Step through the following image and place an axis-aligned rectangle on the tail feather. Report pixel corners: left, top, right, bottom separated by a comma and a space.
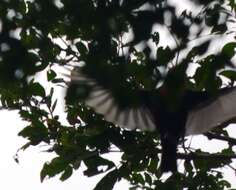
160, 136, 178, 173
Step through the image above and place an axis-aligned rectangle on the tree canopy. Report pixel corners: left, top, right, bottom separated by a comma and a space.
1, 0, 236, 189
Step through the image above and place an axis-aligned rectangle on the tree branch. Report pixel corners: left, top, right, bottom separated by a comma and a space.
205, 132, 236, 145
177, 152, 236, 160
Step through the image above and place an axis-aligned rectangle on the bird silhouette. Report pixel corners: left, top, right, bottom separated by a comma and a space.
67, 63, 236, 173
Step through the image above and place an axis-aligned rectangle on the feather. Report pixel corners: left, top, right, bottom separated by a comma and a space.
186, 87, 236, 135
70, 68, 156, 130
68, 66, 236, 173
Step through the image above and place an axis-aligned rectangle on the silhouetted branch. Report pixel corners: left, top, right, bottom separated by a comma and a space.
177, 152, 236, 160
205, 132, 236, 145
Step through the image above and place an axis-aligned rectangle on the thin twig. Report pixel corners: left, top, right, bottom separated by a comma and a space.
227, 164, 236, 171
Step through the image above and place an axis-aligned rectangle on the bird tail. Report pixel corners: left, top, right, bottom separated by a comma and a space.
160, 137, 177, 173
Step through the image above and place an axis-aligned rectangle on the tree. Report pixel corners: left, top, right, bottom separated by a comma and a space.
1, 0, 236, 189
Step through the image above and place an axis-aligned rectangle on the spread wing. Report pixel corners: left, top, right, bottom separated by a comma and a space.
69, 68, 156, 131
186, 87, 236, 135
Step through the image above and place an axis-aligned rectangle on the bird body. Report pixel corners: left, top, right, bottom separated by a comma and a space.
142, 87, 209, 172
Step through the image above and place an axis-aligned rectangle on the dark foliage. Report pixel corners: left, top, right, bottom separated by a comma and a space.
1, 0, 236, 189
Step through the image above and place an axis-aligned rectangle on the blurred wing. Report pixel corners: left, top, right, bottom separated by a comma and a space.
186, 87, 236, 135
70, 70, 156, 131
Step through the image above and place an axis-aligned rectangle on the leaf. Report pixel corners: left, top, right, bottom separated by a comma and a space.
18, 122, 48, 144
222, 42, 236, 59
40, 157, 68, 182
51, 99, 57, 112
47, 69, 57, 81
51, 78, 65, 84
29, 82, 46, 97
19, 110, 32, 120
194, 56, 222, 92
148, 158, 159, 173
20, 142, 32, 151
93, 169, 119, 190
156, 46, 174, 65
132, 173, 145, 185
211, 24, 227, 34
72, 159, 81, 170
83, 156, 115, 177
219, 70, 236, 81
144, 173, 152, 185
151, 32, 160, 45
84, 167, 102, 177
184, 160, 193, 174
189, 40, 210, 57
60, 166, 73, 181
75, 42, 88, 55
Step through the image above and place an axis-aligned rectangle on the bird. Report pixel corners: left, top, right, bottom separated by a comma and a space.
67, 63, 236, 173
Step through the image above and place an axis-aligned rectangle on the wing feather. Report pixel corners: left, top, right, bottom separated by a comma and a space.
186, 87, 236, 135
70, 69, 156, 130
